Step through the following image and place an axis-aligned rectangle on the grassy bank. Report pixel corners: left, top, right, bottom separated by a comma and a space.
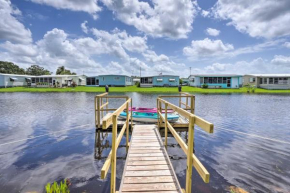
1, 86, 290, 94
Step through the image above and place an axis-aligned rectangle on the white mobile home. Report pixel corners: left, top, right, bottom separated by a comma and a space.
0, 73, 86, 88
244, 74, 290, 90
189, 74, 243, 88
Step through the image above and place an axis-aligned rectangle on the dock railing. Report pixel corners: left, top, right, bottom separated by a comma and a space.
99, 96, 132, 193
157, 97, 214, 193
95, 92, 132, 129
159, 92, 195, 113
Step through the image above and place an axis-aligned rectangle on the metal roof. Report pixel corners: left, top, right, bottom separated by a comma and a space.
245, 74, 290, 77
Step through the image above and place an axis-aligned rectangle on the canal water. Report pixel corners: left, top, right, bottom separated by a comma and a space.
0, 92, 289, 193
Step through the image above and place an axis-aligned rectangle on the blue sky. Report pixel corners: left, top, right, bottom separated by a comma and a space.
0, 0, 290, 77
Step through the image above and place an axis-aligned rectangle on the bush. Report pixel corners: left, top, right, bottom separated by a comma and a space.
136, 82, 140, 87
202, 84, 208, 88
45, 179, 70, 193
71, 81, 77, 87
244, 83, 256, 93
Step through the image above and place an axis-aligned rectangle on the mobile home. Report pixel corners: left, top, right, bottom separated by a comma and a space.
0, 73, 86, 88
189, 74, 243, 88
86, 75, 133, 87
140, 75, 179, 87
244, 74, 290, 90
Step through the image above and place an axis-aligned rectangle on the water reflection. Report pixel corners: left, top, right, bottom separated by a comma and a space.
0, 92, 290, 192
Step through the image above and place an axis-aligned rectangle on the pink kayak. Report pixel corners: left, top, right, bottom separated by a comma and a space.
128, 107, 174, 113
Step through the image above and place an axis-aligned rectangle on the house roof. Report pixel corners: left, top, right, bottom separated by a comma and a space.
245, 74, 290, 77
189, 74, 242, 77
0, 73, 86, 78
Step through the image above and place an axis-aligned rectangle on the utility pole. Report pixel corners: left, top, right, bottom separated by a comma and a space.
140, 67, 141, 78
189, 67, 191, 76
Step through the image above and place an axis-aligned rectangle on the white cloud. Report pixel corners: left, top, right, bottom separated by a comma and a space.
201, 10, 209, 17
101, 0, 197, 39
183, 38, 234, 59
283, 42, 290, 49
212, 0, 290, 39
0, 41, 37, 57
30, 0, 101, 19
204, 56, 290, 74
271, 55, 290, 66
206, 28, 220, 36
0, 0, 32, 44
81, 21, 88, 34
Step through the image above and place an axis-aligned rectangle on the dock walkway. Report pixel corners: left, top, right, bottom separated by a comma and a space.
119, 125, 183, 193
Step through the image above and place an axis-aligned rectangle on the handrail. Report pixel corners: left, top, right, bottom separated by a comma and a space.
157, 97, 214, 193
100, 96, 132, 193
95, 92, 130, 128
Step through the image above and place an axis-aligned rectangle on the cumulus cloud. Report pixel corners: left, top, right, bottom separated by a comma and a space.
81, 21, 88, 34
0, 0, 32, 44
201, 10, 210, 17
183, 38, 234, 59
271, 55, 290, 66
30, 0, 101, 19
283, 42, 290, 49
212, 0, 290, 39
101, 0, 197, 39
204, 56, 290, 74
206, 28, 220, 36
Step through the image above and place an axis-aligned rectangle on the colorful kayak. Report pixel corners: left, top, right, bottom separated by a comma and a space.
128, 107, 174, 113
119, 112, 179, 123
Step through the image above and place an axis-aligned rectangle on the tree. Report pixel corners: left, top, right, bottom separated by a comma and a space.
26, 65, 51, 76
0, 61, 26, 74
56, 66, 76, 75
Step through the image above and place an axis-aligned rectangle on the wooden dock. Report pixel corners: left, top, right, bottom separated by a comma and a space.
119, 125, 183, 193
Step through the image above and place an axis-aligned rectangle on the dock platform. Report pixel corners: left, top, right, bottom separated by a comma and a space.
119, 125, 183, 193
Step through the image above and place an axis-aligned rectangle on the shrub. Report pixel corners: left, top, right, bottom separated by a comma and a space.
202, 84, 208, 88
136, 82, 140, 87
244, 83, 256, 93
71, 81, 77, 87
45, 179, 70, 193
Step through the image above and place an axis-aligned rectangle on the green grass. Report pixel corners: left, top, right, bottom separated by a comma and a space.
0, 85, 290, 94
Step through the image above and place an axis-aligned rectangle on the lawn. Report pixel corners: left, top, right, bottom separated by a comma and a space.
1, 86, 290, 94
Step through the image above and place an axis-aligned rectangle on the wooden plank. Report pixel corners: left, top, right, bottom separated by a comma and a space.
122, 191, 179, 193
129, 149, 163, 153
126, 165, 170, 171
125, 170, 173, 177
129, 153, 164, 157
123, 176, 176, 184
122, 183, 178, 192
127, 160, 168, 166
128, 157, 166, 161
130, 146, 163, 150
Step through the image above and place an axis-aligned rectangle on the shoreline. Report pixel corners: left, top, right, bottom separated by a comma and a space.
0, 86, 290, 94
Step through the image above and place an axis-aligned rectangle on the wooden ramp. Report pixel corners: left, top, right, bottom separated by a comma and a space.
119, 125, 183, 193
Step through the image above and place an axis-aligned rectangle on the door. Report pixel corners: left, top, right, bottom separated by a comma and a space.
227, 78, 231, 88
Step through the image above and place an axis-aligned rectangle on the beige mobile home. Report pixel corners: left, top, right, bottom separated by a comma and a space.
243, 74, 290, 89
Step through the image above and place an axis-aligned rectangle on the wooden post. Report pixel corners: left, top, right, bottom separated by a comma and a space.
126, 102, 129, 152
130, 99, 133, 130
165, 103, 168, 148
95, 96, 97, 127
101, 97, 104, 119
158, 101, 162, 129
185, 116, 194, 193
111, 115, 117, 193
190, 95, 195, 114
186, 95, 188, 110
97, 96, 101, 128
106, 96, 108, 117
179, 93, 181, 107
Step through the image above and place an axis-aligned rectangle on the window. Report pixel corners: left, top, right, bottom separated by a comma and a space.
141, 77, 153, 84
86, 77, 96, 85
213, 77, 217, 83
263, 78, 267, 84
114, 77, 120, 80
260, 78, 263, 84
278, 77, 288, 84
250, 77, 256, 83
103, 77, 105, 81
204, 77, 208, 84
274, 78, 278, 84
169, 79, 175, 82
269, 78, 273, 84
32, 78, 36, 83
209, 77, 213, 83
44, 77, 48, 83
40, 78, 43, 82
92, 78, 96, 85
157, 79, 163, 82
199, 78, 202, 84
36, 78, 39, 83
218, 77, 222, 83
223, 77, 227, 83
49, 78, 52, 83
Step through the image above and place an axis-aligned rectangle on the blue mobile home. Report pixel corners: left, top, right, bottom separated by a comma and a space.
188, 74, 243, 88
140, 75, 179, 87
86, 75, 133, 87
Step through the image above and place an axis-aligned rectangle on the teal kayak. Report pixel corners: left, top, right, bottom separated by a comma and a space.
119, 112, 179, 123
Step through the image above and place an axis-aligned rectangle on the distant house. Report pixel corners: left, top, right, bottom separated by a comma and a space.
0, 73, 86, 88
188, 74, 243, 88
140, 75, 179, 87
181, 78, 189, 85
244, 74, 290, 90
86, 75, 133, 87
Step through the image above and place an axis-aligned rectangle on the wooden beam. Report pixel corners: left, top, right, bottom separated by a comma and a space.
101, 123, 127, 179
194, 116, 214, 133
100, 102, 109, 109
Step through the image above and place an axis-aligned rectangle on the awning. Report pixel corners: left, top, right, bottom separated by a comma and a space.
79, 78, 85, 81
65, 79, 73, 81
25, 78, 31, 81
10, 77, 17, 81
157, 79, 163, 81
169, 79, 175, 81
